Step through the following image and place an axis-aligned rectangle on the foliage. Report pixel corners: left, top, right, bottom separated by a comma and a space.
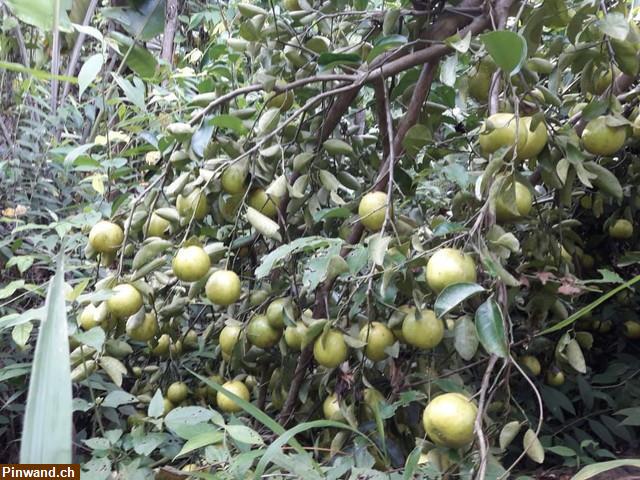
1, 0, 640, 478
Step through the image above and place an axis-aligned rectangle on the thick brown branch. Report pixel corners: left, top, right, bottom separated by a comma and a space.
374, 79, 391, 160
161, 0, 179, 64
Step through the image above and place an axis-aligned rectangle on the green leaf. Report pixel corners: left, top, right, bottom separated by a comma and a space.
175, 430, 224, 459
226, 425, 264, 445
109, 31, 157, 78
253, 419, 379, 479
480, 30, 528, 75
475, 298, 508, 358
317, 53, 361, 69
73, 327, 105, 351
583, 269, 624, 284
7, 255, 35, 274
78, 54, 104, 99
0, 280, 27, 300
499, 421, 521, 450
538, 274, 640, 335
148, 389, 164, 418
112, 73, 146, 111
20, 256, 72, 463
402, 124, 431, 157
255, 237, 342, 278
523, 429, 545, 464
102, 390, 137, 408
4, 0, 72, 31
165, 407, 215, 436
403, 447, 422, 480
596, 12, 629, 40
454, 316, 480, 361
210, 115, 248, 135
434, 282, 485, 318
572, 460, 640, 480
367, 35, 407, 63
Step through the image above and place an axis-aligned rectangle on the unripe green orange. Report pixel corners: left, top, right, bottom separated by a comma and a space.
219, 324, 242, 355
608, 219, 634, 239
167, 381, 189, 404
322, 393, 344, 421
359, 322, 395, 361
246, 314, 282, 349
248, 188, 279, 218
495, 181, 533, 222
581, 116, 627, 156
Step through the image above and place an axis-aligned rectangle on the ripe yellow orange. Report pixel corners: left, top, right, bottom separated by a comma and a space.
167, 381, 189, 404
581, 116, 627, 156
206, 270, 241, 305
313, 329, 348, 368
127, 312, 158, 342
358, 191, 388, 231
219, 324, 242, 355
495, 181, 533, 222
359, 322, 395, 361
107, 284, 143, 319
479, 113, 527, 157
267, 297, 297, 329
172, 245, 211, 282
322, 393, 345, 421
422, 393, 477, 448
425, 248, 477, 293
146, 212, 170, 238
401, 308, 444, 350
518, 117, 548, 159
217, 380, 250, 413
89, 221, 124, 253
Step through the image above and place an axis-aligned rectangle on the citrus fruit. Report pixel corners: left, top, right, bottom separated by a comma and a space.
313, 329, 348, 368
425, 248, 477, 293
581, 116, 626, 156
246, 314, 282, 349
107, 284, 143, 319
323, 393, 345, 421
219, 324, 242, 355
167, 381, 189, 403
495, 181, 533, 222
206, 270, 241, 305
358, 191, 388, 231
89, 220, 124, 253
217, 380, 250, 413
248, 188, 279, 218
401, 308, 444, 350
172, 245, 211, 282
609, 219, 633, 239
359, 322, 395, 361
127, 312, 158, 342
422, 393, 477, 448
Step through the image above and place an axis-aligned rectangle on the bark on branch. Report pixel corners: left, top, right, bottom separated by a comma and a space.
161, 0, 179, 65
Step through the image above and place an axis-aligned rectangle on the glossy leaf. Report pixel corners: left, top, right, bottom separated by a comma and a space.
475, 298, 508, 358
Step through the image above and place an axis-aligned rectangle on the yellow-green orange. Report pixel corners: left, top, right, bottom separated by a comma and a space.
176, 189, 208, 221
518, 117, 548, 159
359, 322, 395, 361
581, 116, 626, 156
89, 221, 124, 253
401, 308, 444, 350
546, 369, 565, 386
609, 219, 633, 239
79, 304, 99, 330
172, 245, 211, 282
495, 181, 533, 222
248, 188, 279, 218
246, 314, 282, 349
479, 113, 527, 156
219, 324, 242, 355
426, 248, 477, 293
217, 380, 250, 413
107, 284, 143, 319
358, 191, 388, 231
167, 381, 189, 403
146, 212, 170, 238
323, 394, 344, 421
624, 320, 640, 339
520, 355, 541, 376
221, 164, 248, 194
127, 312, 158, 342
284, 321, 308, 351
267, 297, 297, 329
314, 329, 348, 368
206, 270, 241, 305
422, 393, 477, 448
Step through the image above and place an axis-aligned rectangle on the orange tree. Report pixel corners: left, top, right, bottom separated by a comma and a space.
1, 0, 640, 477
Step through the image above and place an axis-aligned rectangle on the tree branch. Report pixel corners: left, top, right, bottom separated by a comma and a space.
161, 0, 179, 65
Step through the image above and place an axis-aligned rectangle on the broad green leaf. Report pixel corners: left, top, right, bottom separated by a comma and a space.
148, 389, 164, 418
102, 390, 137, 408
12, 321, 33, 348
572, 459, 640, 480
109, 31, 157, 78
78, 53, 104, 99
523, 429, 545, 464
210, 115, 248, 135
499, 421, 521, 450
175, 430, 224, 459
475, 298, 508, 358
112, 73, 146, 111
596, 12, 629, 40
73, 327, 105, 351
20, 256, 72, 463
4, 0, 72, 31
367, 35, 407, 63
434, 282, 485, 318
454, 316, 480, 361
255, 237, 342, 278
480, 30, 528, 75
226, 425, 264, 445
318, 53, 361, 69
